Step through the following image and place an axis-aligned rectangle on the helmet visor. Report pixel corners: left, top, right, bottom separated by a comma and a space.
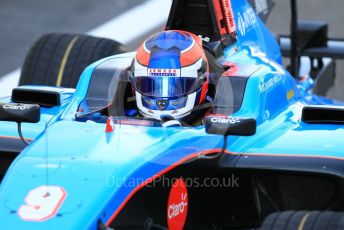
133, 76, 203, 98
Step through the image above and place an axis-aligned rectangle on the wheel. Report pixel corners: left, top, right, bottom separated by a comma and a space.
19, 33, 127, 88
259, 211, 344, 230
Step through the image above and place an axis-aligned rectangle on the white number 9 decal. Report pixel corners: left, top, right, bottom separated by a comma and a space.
18, 186, 67, 222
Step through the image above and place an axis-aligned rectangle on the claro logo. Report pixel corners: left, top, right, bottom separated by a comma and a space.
210, 117, 241, 124
3, 104, 32, 110
168, 193, 187, 219
167, 179, 188, 230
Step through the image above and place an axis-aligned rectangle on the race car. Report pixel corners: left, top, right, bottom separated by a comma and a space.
0, 0, 344, 229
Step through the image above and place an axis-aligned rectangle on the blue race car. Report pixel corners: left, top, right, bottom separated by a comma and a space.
0, 0, 343, 229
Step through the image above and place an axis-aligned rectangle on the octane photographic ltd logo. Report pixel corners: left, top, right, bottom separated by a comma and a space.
105, 175, 240, 189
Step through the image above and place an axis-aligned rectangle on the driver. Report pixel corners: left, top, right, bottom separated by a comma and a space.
131, 30, 210, 122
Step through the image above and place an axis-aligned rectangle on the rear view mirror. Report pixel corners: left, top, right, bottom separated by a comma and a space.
205, 116, 256, 136
0, 103, 40, 123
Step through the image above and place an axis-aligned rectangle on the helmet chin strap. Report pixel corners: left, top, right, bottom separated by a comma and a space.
160, 114, 182, 127
160, 114, 176, 122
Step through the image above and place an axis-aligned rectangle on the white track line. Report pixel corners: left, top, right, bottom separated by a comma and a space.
0, 0, 171, 97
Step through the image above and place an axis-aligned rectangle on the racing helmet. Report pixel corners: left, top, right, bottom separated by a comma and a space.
132, 30, 209, 120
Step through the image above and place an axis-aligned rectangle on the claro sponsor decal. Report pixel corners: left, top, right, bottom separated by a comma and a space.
167, 179, 188, 230
210, 117, 241, 124
3, 104, 33, 110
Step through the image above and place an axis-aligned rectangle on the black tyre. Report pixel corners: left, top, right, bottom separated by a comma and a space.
259, 211, 344, 230
20, 33, 127, 88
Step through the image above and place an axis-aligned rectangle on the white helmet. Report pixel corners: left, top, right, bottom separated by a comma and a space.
132, 30, 209, 120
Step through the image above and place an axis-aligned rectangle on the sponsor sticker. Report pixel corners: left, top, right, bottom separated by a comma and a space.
287, 89, 295, 100
149, 68, 178, 76
210, 117, 241, 124
3, 104, 33, 110
259, 75, 282, 93
167, 179, 188, 230
238, 7, 258, 36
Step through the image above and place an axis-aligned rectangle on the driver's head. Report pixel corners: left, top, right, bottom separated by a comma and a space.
132, 30, 209, 120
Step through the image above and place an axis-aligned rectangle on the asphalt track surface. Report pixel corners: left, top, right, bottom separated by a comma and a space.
0, 0, 145, 77
0, 0, 344, 100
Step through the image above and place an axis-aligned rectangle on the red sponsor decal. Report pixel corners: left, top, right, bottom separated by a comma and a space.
105, 116, 115, 133
167, 179, 188, 230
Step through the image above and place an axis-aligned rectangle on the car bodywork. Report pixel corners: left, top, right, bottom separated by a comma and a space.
0, 0, 343, 229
